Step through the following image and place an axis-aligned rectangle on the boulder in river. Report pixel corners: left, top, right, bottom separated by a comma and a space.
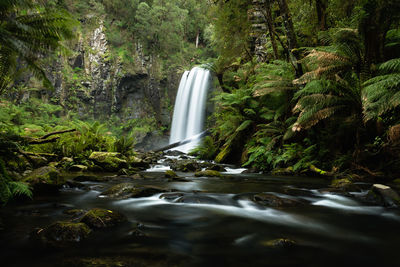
100, 183, 169, 199
89, 152, 128, 171
23, 166, 64, 193
367, 184, 400, 207
80, 208, 126, 229
170, 159, 201, 172
206, 164, 227, 172
32, 221, 91, 248
165, 170, 178, 179
252, 193, 305, 208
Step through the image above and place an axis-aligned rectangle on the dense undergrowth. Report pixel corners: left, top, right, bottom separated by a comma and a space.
191, 0, 400, 179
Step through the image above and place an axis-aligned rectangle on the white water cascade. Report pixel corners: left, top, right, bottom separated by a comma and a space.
169, 67, 212, 152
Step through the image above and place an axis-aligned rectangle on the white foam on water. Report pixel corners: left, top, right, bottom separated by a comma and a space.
223, 168, 247, 174
146, 165, 171, 172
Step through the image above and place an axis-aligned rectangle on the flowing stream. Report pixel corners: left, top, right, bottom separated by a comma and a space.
1, 156, 400, 267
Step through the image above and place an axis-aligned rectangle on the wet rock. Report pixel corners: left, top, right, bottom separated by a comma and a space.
23, 166, 64, 193
367, 184, 400, 207
170, 159, 202, 172
330, 178, 360, 192
165, 170, 178, 179
159, 192, 185, 201
206, 164, 227, 172
165, 150, 185, 157
261, 238, 297, 249
252, 193, 305, 207
80, 208, 126, 229
100, 183, 168, 199
69, 165, 88, 172
127, 156, 151, 169
88, 164, 104, 172
32, 221, 91, 247
30, 155, 48, 167
195, 170, 222, 177
89, 152, 128, 172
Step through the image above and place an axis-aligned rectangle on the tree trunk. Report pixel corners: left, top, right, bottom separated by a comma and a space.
265, 1, 279, 59
316, 0, 328, 31
277, 0, 303, 77
277, 0, 298, 50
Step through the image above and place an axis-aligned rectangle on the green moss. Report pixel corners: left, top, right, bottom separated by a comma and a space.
331, 178, 352, 188
165, 170, 178, 178
23, 166, 63, 186
80, 208, 126, 229
37, 221, 91, 247
215, 145, 231, 164
195, 170, 222, 177
89, 152, 127, 171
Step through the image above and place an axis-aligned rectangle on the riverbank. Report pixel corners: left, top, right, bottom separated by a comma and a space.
1, 152, 399, 267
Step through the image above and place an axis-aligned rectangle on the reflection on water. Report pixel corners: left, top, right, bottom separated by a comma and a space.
1, 167, 400, 267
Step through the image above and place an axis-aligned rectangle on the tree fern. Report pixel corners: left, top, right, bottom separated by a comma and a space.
0, 0, 77, 93
363, 58, 400, 120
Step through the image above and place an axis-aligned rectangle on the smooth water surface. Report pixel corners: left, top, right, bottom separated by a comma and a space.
1, 168, 399, 267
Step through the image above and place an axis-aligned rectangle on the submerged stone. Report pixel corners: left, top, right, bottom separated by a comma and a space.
100, 183, 168, 199
252, 193, 305, 207
80, 208, 126, 229
206, 164, 227, 172
32, 221, 91, 247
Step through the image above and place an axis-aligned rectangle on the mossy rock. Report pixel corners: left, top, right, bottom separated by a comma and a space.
261, 238, 297, 249
206, 164, 227, 172
367, 184, 400, 207
33, 221, 91, 247
271, 167, 294, 176
80, 208, 126, 229
100, 183, 168, 199
89, 152, 128, 172
330, 178, 360, 192
215, 145, 231, 164
23, 166, 64, 193
127, 156, 150, 169
194, 170, 222, 177
165, 170, 178, 178
170, 160, 202, 172
69, 165, 88, 172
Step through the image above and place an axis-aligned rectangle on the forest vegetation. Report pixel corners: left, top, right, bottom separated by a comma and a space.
1, 0, 400, 204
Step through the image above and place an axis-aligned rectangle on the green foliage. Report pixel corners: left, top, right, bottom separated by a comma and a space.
363, 58, 400, 121
0, 159, 32, 205
0, 0, 77, 93
189, 136, 218, 160
114, 134, 136, 156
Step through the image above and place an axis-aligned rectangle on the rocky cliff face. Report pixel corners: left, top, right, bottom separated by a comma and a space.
29, 20, 180, 140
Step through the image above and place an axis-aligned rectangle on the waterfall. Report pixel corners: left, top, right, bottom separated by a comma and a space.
169, 67, 212, 152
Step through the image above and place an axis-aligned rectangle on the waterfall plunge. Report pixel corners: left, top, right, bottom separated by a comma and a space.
169, 67, 212, 153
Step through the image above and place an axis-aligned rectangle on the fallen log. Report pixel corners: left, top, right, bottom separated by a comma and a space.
153, 130, 209, 152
